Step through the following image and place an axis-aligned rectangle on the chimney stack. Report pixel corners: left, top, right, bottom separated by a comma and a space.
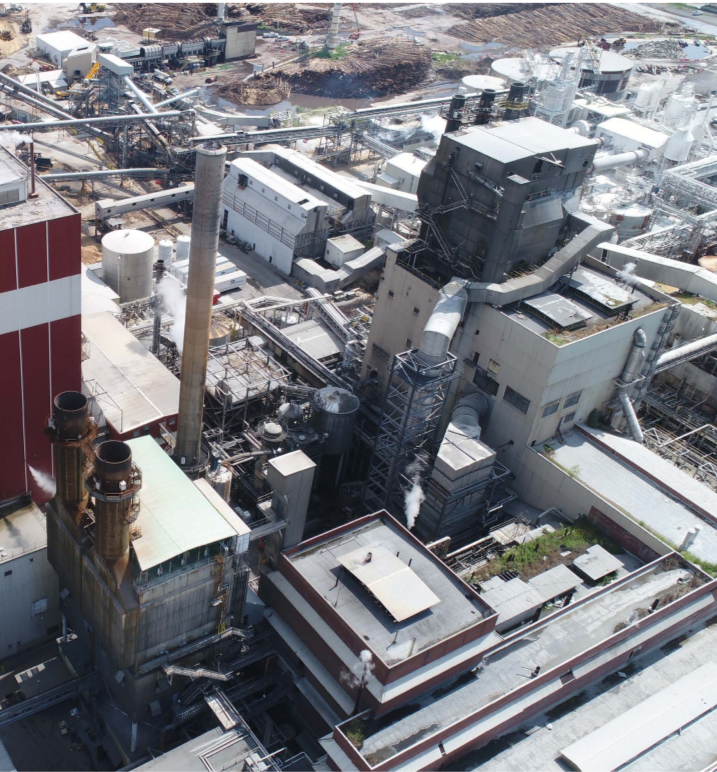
46, 391, 95, 511
89, 441, 141, 563
175, 142, 227, 471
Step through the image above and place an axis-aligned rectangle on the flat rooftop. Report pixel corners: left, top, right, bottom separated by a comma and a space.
286, 516, 492, 667
0, 498, 47, 565
503, 265, 660, 343
542, 427, 717, 564
355, 558, 700, 766
454, 117, 596, 163
128, 437, 239, 572
82, 311, 180, 433
283, 318, 344, 361
465, 614, 717, 772
0, 147, 76, 231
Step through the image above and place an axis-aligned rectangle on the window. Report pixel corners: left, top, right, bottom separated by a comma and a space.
559, 670, 575, 685
413, 307, 420, 316
472, 352, 479, 365
474, 162, 484, 173
406, 339, 412, 349
237, 173, 248, 188
4, 570, 11, 577
533, 159, 543, 175
564, 391, 581, 409
562, 411, 576, 424
488, 359, 500, 375
388, 290, 394, 298
32, 598, 48, 617
473, 369, 499, 396
504, 386, 530, 415
542, 401, 560, 418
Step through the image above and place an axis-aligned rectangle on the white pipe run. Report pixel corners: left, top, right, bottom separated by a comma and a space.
655, 332, 717, 370
590, 149, 648, 173
618, 327, 646, 444
123, 75, 158, 114
417, 280, 468, 366
154, 89, 200, 109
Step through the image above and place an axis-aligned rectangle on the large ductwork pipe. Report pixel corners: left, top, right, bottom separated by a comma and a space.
175, 141, 227, 470
46, 391, 95, 510
450, 392, 491, 439
123, 75, 158, 114
154, 90, 200, 109
655, 332, 717, 371
417, 280, 468, 366
590, 149, 648, 173
89, 441, 141, 563
618, 327, 646, 444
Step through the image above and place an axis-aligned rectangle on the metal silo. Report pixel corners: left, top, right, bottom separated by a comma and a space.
310, 387, 359, 456
102, 229, 155, 303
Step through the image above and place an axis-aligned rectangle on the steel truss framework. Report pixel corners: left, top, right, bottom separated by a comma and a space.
363, 348, 461, 518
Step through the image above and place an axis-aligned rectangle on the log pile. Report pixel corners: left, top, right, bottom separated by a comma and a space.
217, 76, 291, 106
447, 4, 661, 48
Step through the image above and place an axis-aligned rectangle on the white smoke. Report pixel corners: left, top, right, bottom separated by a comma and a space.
28, 465, 56, 497
404, 460, 425, 531
420, 113, 446, 142
340, 650, 375, 688
617, 261, 638, 286
157, 274, 187, 354
0, 131, 28, 151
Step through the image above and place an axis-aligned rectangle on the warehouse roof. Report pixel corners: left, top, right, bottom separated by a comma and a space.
572, 544, 623, 582
17, 70, 68, 90
82, 311, 180, 434
36, 31, 94, 55
228, 157, 323, 211
128, 437, 238, 571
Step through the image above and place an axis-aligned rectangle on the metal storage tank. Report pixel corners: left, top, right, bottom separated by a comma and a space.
609, 203, 653, 240
310, 387, 359, 456
102, 229, 155, 303
176, 234, 191, 262
158, 239, 174, 265
207, 463, 232, 501
209, 319, 231, 348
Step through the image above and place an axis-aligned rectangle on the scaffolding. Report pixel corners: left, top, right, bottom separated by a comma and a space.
363, 347, 461, 518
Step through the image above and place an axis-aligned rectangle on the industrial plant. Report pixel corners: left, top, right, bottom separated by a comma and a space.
1, 2, 717, 771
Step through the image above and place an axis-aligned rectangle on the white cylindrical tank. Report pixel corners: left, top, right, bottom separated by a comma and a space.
207, 464, 232, 502
634, 82, 660, 110
176, 234, 191, 262
664, 125, 694, 163
664, 91, 696, 128
158, 239, 173, 265
101, 229, 155, 303
461, 74, 507, 92
609, 203, 653, 240
208, 319, 231, 348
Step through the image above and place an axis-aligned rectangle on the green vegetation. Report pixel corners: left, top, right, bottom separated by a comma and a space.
309, 43, 350, 60
673, 293, 717, 311
432, 51, 461, 66
344, 717, 369, 748
636, 519, 717, 577
567, 465, 581, 478
471, 516, 622, 584
542, 332, 568, 346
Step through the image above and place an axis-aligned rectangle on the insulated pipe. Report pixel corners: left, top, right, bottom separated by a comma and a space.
590, 149, 648, 173
0, 110, 191, 132
655, 332, 717, 370
417, 279, 468, 366
123, 75, 158, 114
450, 393, 491, 439
154, 89, 200, 109
42, 168, 171, 181
618, 327, 646, 444
175, 142, 227, 470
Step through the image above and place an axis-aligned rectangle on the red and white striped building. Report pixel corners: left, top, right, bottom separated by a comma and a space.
0, 147, 81, 505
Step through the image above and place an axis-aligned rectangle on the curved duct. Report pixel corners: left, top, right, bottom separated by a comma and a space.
590, 149, 648, 174
450, 392, 491, 439
417, 279, 468, 366
618, 327, 646, 444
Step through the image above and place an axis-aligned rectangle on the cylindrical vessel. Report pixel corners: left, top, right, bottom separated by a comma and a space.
102, 229, 155, 303
609, 203, 653, 240
176, 235, 191, 262
158, 239, 173, 265
47, 391, 93, 509
208, 319, 231, 348
310, 387, 360, 456
207, 464, 232, 501
445, 93, 466, 133
91, 441, 139, 562
504, 81, 529, 121
175, 142, 227, 469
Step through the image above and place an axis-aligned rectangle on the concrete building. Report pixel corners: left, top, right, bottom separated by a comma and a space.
35, 31, 96, 74
223, 157, 328, 275
0, 497, 61, 659
380, 152, 428, 194
220, 21, 257, 61
0, 147, 81, 505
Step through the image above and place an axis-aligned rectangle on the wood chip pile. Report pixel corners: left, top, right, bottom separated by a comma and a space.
112, 3, 219, 40
447, 4, 661, 48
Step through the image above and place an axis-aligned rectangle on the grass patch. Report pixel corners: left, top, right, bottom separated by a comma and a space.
636, 519, 717, 577
309, 43, 350, 60
344, 717, 369, 748
470, 516, 622, 584
673, 292, 717, 311
432, 51, 461, 65
542, 331, 568, 346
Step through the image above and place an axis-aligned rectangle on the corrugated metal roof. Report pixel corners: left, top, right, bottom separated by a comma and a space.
226, 185, 309, 236
480, 576, 543, 625
528, 564, 582, 600
82, 312, 180, 433
129, 437, 237, 571
572, 544, 623, 581
229, 157, 323, 209
338, 544, 441, 622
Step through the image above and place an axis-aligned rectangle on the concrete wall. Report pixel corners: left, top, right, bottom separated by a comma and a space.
224, 209, 294, 275
223, 24, 257, 60
0, 548, 61, 659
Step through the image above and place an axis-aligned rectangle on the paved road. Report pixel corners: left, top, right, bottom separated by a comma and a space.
618, 3, 717, 36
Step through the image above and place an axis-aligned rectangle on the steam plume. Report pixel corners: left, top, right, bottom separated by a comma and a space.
157, 274, 187, 354
404, 460, 425, 531
0, 131, 28, 151
420, 114, 446, 142
617, 261, 638, 286
28, 465, 56, 497
340, 650, 375, 688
